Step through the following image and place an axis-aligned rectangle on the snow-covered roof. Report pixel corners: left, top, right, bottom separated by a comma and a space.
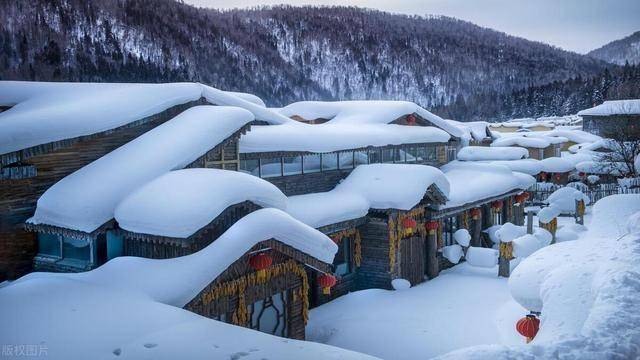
479, 159, 543, 175
115, 169, 288, 238
577, 99, 640, 116
287, 164, 449, 228
437, 162, 535, 209
444, 120, 491, 142
239, 123, 450, 154
27, 106, 254, 233
539, 129, 601, 144
457, 146, 529, 161
0, 209, 366, 360
575, 160, 628, 176
277, 100, 465, 138
0, 81, 291, 156
539, 157, 575, 173
491, 136, 551, 149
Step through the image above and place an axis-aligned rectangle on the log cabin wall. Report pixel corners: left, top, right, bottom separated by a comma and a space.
0, 100, 205, 281
582, 114, 640, 139
356, 217, 395, 290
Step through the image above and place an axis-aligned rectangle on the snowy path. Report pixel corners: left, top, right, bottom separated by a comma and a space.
307, 264, 525, 360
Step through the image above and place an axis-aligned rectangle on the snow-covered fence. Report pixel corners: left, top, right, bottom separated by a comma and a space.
527, 181, 640, 205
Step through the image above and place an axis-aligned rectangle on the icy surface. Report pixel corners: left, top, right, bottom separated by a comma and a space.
438, 162, 535, 209
0, 81, 291, 155
239, 122, 450, 153
27, 106, 253, 232
457, 146, 528, 161
0, 209, 361, 360
115, 169, 287, 238
577, 99, 640, 116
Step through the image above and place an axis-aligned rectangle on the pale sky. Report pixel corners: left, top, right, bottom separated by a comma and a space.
184, 0, 640, 54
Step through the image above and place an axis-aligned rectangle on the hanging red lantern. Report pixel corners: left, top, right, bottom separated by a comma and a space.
402, 217, 417, 236
516, 314, 540, 343
578, 171, 585, 177
492, 201, 503, 210
522, 192, 529, 200
470, 208, 481, 220
425, 220, 439, 235
540, 172, 547, 181
318, 274, 337, 295
249, 252, 272, 281
554, 173, 561, 182
406, 114, 417, 125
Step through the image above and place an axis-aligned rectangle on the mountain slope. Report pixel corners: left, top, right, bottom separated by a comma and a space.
0, 0, 609, 107
589, 31, 640, 65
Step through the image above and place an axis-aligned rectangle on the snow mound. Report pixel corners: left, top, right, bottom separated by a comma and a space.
491, 136, 550, 149
465, 247, 498, 268
539, 157, 574, 173
511, 234, 545, 258
27, 106, 254, 233
457, 146, 528, 161
442, 245, 464, 264
495, 223, 526, 243
391, 278, 412, 291
545, 187, 590, 214
115, 169, 288, 238
537, 205, 561, 224
589, 194, 640, 238
479, 159, 542, 176
454, 229, 471, 247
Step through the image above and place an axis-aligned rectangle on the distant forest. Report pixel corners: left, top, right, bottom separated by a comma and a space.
0, 0, 636, 121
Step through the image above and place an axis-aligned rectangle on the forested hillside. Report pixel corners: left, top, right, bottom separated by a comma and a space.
589, 31, 640, 66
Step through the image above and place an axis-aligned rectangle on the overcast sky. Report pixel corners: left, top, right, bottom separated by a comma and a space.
184, 0, 640, 54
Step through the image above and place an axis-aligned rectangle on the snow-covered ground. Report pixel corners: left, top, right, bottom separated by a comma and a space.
307, 264, 526, 359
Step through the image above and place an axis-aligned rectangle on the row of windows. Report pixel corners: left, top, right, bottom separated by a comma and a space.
37, 231, 124, 267
241, 145, 440, 178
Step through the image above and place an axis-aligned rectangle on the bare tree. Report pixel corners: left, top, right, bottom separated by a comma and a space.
597, 132, 640, 177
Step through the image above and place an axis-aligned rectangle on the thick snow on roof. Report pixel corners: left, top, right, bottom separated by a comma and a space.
115, 169, 287, 238
27, 106, 254, 233
277, 100, 465, 138
444, 120, 490, 142
539, 157, 575, 173
239, 123, 450, 153
437, 162, 535, 209
479, 159, 543, 176
491, 136, 550, 149
0, 209, 366, 360
457, 146, 528, 161
288, 164, 449, 228
540, 129, 601, 144
0, 81, 290, 156
438, 195, 640, 360
577, 99, 640, 116
575, 160, 628, 176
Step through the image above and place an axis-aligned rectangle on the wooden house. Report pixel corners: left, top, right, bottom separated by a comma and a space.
579, 100, 640, 139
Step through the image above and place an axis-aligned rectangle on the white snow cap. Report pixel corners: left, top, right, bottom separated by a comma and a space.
457, 146, 528, 161
0, 81, 290, 156
28, 106, 254, 233
465, 247, 498, 268
444, 120, 491, 142
577, 99, 640, 116
537, 205, 561, 224
287, 191, 370, 229
239, 122, 450, 154
277, 100, 465, 138
115, 169, 288, 238
453, 229, 471, 247
491, 136, 550, 149
540, 156, 575, 173
495, 222, 526, 243
479, 159, 543, 175
438, 161, 535, 209
545, 187, 590, 214
442, 244, 464, 264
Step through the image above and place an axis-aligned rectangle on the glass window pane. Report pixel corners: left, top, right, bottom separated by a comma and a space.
405, 146, 418, 162
260, 158, 282, 178
368, 149, 381, 164
416, 146, 427, 163
338, 152, 354, 169
38, 233, 60, 257
354, 151, 368, 166
334, 238, 352, 276
382, 148, 394, 163
322, 153, 338, 171
283, 156, 302, 175
394, 148, 406, 163
240, 159, 260, 176
62, 236, 91, 262
425, 146, 437, 162
303, 154, 321, 173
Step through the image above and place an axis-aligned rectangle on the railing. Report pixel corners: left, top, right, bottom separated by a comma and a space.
527, 178, 640, 205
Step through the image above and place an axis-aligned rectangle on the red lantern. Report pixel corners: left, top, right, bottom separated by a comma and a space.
554, 173, 561, 182
425, 221, 439, 235
578, 172, 585, 177
249, 252, 272, 281
492, 201, 503, 210
402, 217, 417, 236
470, 208, 481, 220
406, 114, 417, 125
318, 274, 337, 295
516, 315, 540, 343
522, 192, 529, 200
540, 172, 547, 181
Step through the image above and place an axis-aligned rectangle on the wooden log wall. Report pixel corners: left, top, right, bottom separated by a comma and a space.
356, 218, 395, 290
0, 100, 202, 281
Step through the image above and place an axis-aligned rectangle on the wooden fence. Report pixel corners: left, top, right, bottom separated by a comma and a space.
527, 178, 640, 205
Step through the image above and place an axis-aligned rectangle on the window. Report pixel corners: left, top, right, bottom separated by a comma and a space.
62, 236, 91, 263
354, 151, 369, 166
260, 158, 282, 178
368, 149, 381, 164
37, 233, 61, 257
415, 146, 427, 163
106, 231, 123, 260
382, 148, 395, 163
442, 217, 458, 247
446, 145, 457, 161
394, 148, 406, 163
493, 209, 504, 225
303, 154, 321, 173
405, 146, 418, 162
240, 159, 260, 176
283, 156, 302, 175
333, 237, 352, 276
338, 151, 354, 169
249, 291, 288, 337
425, 146, 437, 162
321, 153, 338, 171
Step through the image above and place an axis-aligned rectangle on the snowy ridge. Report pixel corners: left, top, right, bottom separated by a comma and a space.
0, 209, 366, 360
577, 99, 640, 116
27, 106, 254, 233
115, 169, 288, 238
0, 81, 291, 156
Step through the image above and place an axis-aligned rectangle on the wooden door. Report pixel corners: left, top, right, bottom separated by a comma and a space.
400, 235, 425, 286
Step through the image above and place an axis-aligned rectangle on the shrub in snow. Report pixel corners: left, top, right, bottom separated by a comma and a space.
587, 175, 600, 184
465, 247, 498, 268
453, 229, 471, 247
442, 244, 463, 264
495, 222, 526, 243
391, 278, 411, 291
545, 187, 590, 214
